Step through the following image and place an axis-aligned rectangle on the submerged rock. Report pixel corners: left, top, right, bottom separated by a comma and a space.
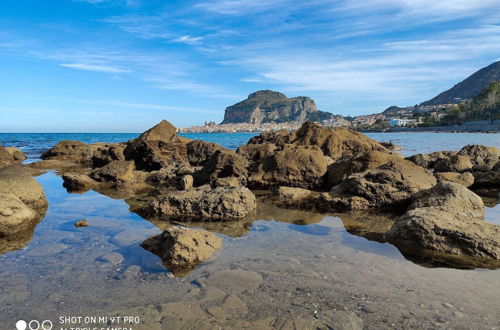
386, 182, 500, 263
138, 185, 257, 221
141, 226, 222, 273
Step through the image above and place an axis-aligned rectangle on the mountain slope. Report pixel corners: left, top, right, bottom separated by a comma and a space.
446, 81, 500, 123
221, 90, 337, 124
421, 61, 500, 106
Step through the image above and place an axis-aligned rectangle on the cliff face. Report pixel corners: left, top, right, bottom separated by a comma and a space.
221, 90, 334, 124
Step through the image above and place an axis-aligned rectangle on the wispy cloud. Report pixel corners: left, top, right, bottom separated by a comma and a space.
60, 63, 130, 73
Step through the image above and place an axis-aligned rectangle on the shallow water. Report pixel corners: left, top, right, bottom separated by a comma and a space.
0, 132, 499, 329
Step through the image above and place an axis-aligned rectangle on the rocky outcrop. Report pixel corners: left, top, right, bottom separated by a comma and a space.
186, 140, 224, 166
386, 182, 500, 263
326, 150, 403, 186
92, 143, 126, 167
41, 140, 96, 165
0, 145, 24, 168
123, 120, 188, 171
338, 159, 437, 209
196, 150, 248, 186
90, 160, 136, 183
221, 90, 336, 124
137, 185, 256, 221
248, 146, 331, 188
435, 172, 474, 187
406, 151, 456, 169
457, 145, 500, 171
62, 173, 97, 191
433, 155, 473, 173
0, 166, 48, 236
141, 226, 222, 274
4, 147, 26, 161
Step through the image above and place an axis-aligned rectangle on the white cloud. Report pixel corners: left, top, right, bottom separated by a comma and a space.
174, 35, 203, 44
59, 63, 130, 73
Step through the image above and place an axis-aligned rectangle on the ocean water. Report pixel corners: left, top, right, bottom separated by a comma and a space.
1, 131, 499, 160
0, 132, 499, 329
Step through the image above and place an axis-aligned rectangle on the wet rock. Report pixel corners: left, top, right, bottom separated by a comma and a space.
98, 252, 124, 265
74, 219, 88, 227
340, 159, 436, 209
62, 173, 96, 191
186, 140, 224, 166
207, 294, 248, 319
0, 166, 48, 211
4, 147, 26, 161
141, 226, 222, 273
434, 172, 474, 187
0, 194, 38, 236
457, 144, 500, 171
196, 269, 263, 293
386, 182, 500, 261
90, 160, 135, 183
326, 150, 403, 186
196, 149, 248, 185
139, 185, 256, 221
26, 243, 68, 256
472, 171, 500, 188
159, 301, 206, 329
179, 175, 193, 190
434, 155, 473, 173
109, 305, 161, 330
124, 120, 188, 171
321, 311, 364, 330
248, 146, 331, 189
110, 228, 159, 247
41, 140, 97, 165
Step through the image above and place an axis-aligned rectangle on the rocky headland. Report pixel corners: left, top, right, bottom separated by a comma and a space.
2, 119, 499, 273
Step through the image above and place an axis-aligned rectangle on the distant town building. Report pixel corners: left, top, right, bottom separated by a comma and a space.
388, 118, 417, 127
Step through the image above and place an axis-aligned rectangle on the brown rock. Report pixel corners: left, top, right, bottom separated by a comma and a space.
90, 160, 135, 183
277, 186, 314, 200
186, 140, 224, 166
380, 141, 402, 151
340, 159, 437, 208
62, 173, 96, 191
406, 151, 456, 169
435, 172, 474, 187
472, 171, 500, 187
0, 166, 48, 211
139, 185, 256, 221
124, 120, 188, 171
179, 175, 193, 190
196, 150, 248, 185
0, 145, 15, 168
237, 143, 277, 163
457, 144, 500, 171
248, 146, 331, 189
74, 219, 89, 227
141, 226, 222, 272
41, 140, 96, 165
0, 194, 38, 236
213, 177, 241, 188
92, 143, 126, 167
326, 150, 403, 186
434, 155, 473, 173
4, 147, 26, 161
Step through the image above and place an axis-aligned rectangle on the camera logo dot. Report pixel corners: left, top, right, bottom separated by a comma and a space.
16, 320, 53, 330
16, 320, 27, 330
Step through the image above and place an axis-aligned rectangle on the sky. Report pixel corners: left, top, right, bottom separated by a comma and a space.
1, 0, 500, 132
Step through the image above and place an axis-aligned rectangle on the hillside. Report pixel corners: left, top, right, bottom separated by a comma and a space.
221, 90, 339, 124
444, 81, 500, 123
421, 61, 500, 106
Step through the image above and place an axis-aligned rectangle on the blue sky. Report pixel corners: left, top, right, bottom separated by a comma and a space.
1, 0, 500, 132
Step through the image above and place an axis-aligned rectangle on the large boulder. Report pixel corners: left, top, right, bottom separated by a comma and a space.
138, 185, 256, 221
340, 159, 437, 209
248, 146, 331, 189
434, 172, 474, 187
124, 120, 188, 171
141, 226, 222, 273
41, 140, 97, 165
196, 150, 249, 185
90, 160, 136, 183
91, 143, 126, 167
62, 173, 97, 191
457, 145, 500, 171
4, 147, 26, 161
0, 145, 21, 168
237, 143, 277, 164
0, 166, 48, 236
0, 166, 48, 211
326, 150, 403, 187
433, 155, 473, 173
186, 140, 224, 166
386, 182, 499, 262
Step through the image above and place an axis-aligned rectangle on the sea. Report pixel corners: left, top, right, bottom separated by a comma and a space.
0, 131, 499, 329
